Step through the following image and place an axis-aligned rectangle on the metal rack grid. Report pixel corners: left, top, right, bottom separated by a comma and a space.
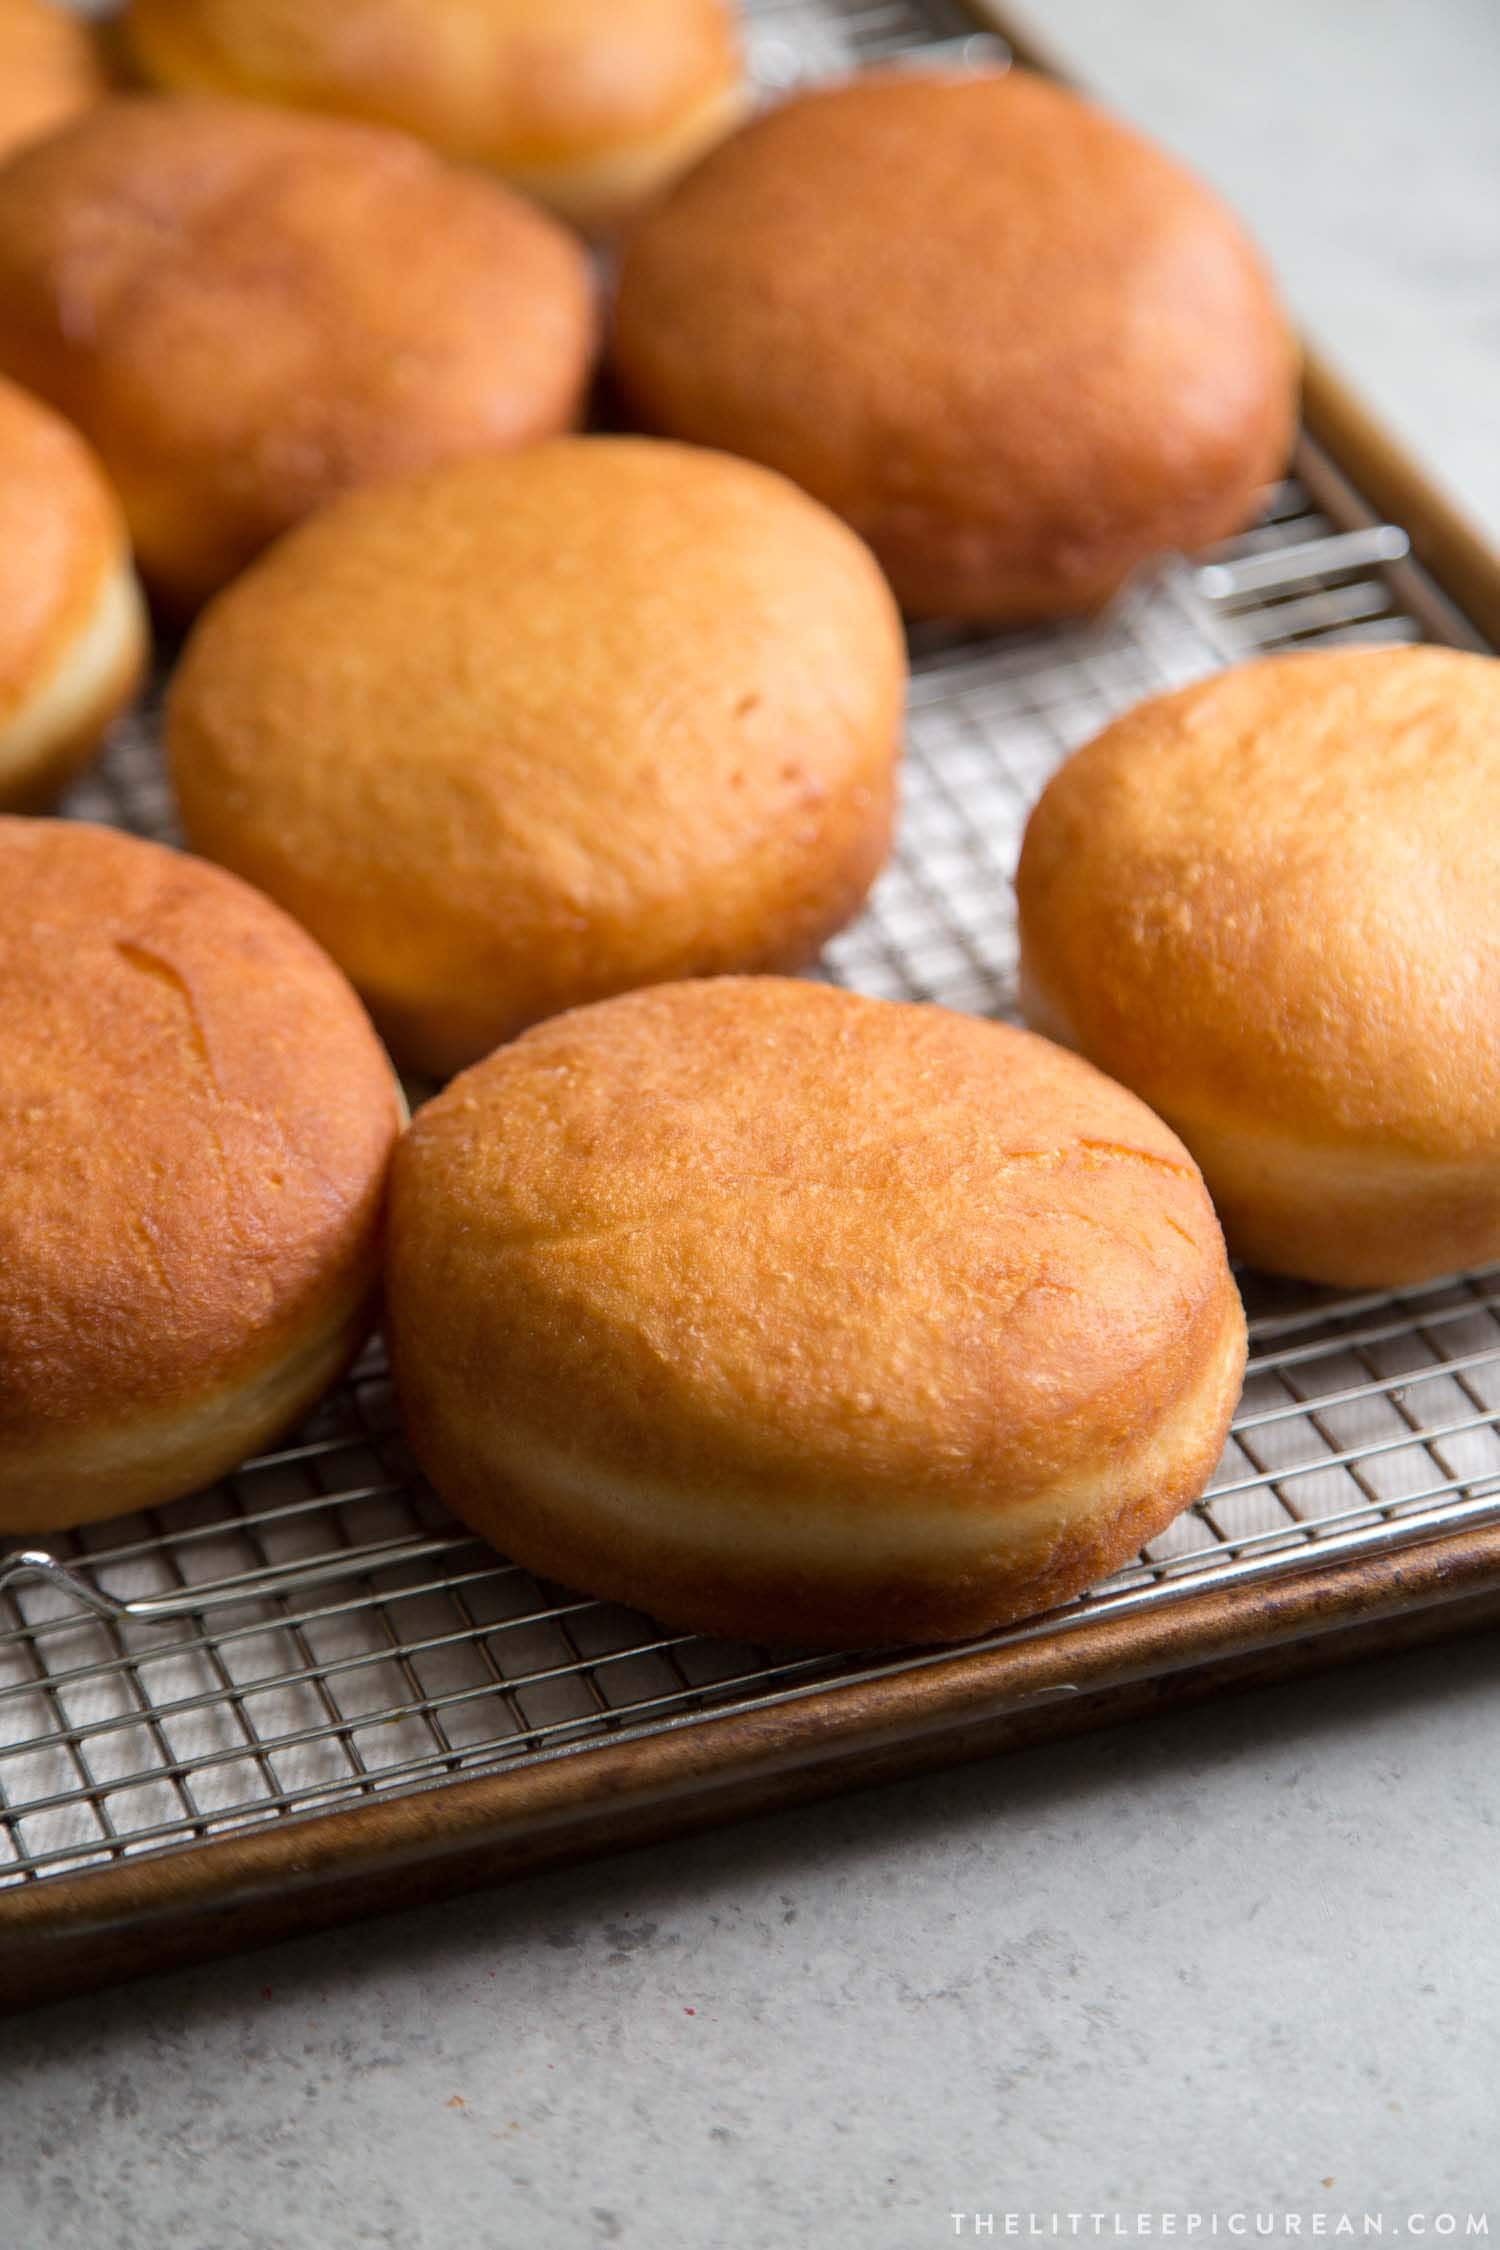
5, 0, 1500, 1895
741, 0, 996, 82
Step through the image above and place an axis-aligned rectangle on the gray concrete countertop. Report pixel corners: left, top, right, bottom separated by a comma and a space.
6, 8, 1500, 2245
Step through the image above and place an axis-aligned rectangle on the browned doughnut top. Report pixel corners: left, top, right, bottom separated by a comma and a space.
0, 819, 400, 1452
1017, 646, 1500, 1162
168, 439, 905, 1074
389, 980, 1244, 1642
613, 68, 1296, 622
0, 95, 595, 605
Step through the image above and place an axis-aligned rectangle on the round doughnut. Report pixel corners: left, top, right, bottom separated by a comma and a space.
612, 67, 1297, 624
1016, 645, 1500, 1288
167, 437, 905, 1077
0, 819, 403, 1531
0, 375, 147, 811
0, 0, 107, 165
121, 0, 745, 233
388, 978, 1246, 1648
0, 96, 595, 609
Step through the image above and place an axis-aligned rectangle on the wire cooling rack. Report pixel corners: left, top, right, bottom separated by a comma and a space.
4, 0, 1500, 1895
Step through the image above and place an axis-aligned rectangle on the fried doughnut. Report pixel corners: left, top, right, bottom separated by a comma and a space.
388, 978, 1245, 1647
0, 374, 146, 810
0, 96, 595, 607
0, 819, 403, 1530
1017, 646, 1500, 1285
613, 68, 1296, 623
168, 438, 905, 1074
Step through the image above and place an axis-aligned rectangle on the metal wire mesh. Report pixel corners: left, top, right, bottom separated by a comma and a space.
741, 0, 995, 82
4, 0, 1497, 1891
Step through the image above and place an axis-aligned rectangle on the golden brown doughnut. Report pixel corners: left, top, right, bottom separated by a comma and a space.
0, 819, 403, 1531
613, 67, 1297, 624
0, 95, 595, 608
168, 438, 905, 1076
388, 978, 1246, 1648
1017, 645, 1500, 1287
121, 0, 745, 232
0, 374, 147, 810
0, 0, 107, 164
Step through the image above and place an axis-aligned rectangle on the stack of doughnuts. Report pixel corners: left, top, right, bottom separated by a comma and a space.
3, 12, 1489, 1653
